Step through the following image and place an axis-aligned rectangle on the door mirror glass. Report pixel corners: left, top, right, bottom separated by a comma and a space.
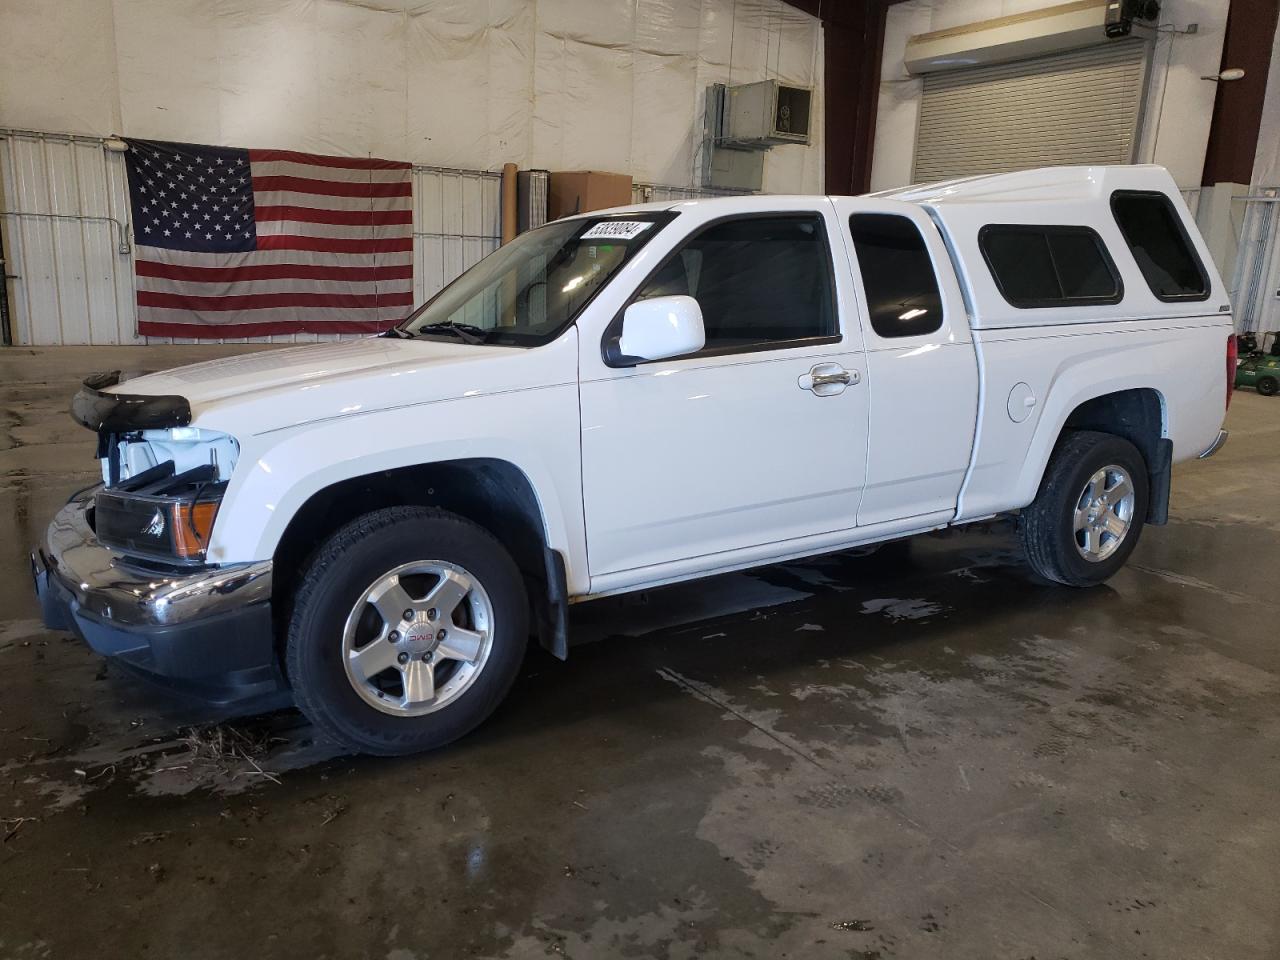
619, 296, 706, 362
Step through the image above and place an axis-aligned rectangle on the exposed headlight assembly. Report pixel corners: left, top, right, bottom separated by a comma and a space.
69, 374, 237, 564
106, 427, 239, 486
95, 463, 225, 563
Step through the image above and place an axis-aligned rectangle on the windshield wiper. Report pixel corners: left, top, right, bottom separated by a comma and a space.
414, 321, 488, 345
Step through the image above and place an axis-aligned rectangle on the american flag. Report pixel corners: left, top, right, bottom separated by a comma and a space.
123, 139, 414, 338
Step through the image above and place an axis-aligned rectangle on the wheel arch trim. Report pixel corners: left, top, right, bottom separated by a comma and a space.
1014, 380, 1169, 515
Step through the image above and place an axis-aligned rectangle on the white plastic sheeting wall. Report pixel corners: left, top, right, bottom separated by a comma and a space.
1, 0, 823, 193
1, 131, 502, 345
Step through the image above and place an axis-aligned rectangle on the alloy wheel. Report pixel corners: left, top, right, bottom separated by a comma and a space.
1072, 465, 1136, 563
341, 560, 494, 716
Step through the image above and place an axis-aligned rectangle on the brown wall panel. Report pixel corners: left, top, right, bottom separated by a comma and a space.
1202, 0, 1280, 185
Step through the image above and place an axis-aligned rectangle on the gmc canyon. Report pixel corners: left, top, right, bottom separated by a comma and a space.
33, 164, 1232, 755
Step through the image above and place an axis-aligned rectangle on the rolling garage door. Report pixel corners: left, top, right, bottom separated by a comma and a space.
913, 39, 1150, 182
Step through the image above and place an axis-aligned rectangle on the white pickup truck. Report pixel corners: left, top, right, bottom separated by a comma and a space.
34, 165, 1233, 755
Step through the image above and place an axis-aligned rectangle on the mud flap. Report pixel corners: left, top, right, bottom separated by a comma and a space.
537, 548, 570, 660
1146, 437, 1173, 525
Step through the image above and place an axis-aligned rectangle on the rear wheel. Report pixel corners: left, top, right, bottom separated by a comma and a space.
1019, 431, 1149, 587
287, 506, 528, 756
1257, 375, 1279, 397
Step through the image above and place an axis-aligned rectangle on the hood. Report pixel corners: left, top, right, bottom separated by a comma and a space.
105, 334, 574, 436
112, 338, 465, 405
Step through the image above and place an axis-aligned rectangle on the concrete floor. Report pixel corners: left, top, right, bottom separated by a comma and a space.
1, 345, 1278, 960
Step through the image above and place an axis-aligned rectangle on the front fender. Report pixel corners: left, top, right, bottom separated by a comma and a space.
204, 384, 587, 593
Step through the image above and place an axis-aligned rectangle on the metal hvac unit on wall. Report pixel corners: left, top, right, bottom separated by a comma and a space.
701, 80, 812, 192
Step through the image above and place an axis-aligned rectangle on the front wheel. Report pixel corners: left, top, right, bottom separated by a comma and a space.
1257, 375, 1279, 397
286, 506, 528, 756
1019, 431, 1149, 587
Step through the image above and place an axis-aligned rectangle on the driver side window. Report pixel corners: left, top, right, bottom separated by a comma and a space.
634, 214, 837, 355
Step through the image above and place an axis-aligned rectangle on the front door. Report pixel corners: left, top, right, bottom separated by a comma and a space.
578, 202, 871, 583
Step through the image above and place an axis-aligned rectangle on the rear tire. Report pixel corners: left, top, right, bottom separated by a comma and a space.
1019, 431, 1148, 587
1257, 375, 1279, 397
286, 506, 528, 756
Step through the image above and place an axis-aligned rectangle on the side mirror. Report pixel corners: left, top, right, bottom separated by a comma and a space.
617, 295, 705, 363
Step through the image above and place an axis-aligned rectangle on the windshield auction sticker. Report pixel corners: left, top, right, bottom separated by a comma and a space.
582, 221, 654, 241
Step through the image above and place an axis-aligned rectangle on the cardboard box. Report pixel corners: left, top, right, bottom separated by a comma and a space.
548, 170, 633, 220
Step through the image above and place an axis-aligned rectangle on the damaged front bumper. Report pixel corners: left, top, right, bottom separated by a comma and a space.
31, 488, 288, 708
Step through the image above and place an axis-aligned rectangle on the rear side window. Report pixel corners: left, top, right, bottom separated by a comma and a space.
1111, 190, 1209, 301
979, 225, 1122, 308
848, 214, 944, 338
634, 214, 836, 354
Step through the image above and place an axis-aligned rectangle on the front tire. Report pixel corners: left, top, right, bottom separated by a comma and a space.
286, 506, 528, 756
1019, 431, 1149, 587
1257, 375, 1279, 397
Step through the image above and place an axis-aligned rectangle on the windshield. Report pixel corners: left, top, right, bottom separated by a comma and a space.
396, 212, 674, 346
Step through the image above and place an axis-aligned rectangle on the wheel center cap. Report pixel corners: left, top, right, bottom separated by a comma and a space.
403, 612, 439, 651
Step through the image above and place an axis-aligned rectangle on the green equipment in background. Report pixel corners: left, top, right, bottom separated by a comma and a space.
1236, 354, 1280, 396
1235, 331, 1280, 396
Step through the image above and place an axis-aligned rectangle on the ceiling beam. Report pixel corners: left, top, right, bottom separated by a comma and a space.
781, 0, 902, 194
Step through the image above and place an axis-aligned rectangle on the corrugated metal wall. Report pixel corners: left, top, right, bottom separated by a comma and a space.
1230, 190, 1280, 335
0, 129, 502, 345
413, 168, 502, 312
1, 132, 136, 345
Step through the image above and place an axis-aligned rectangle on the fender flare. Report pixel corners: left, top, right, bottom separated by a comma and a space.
1014, 380, 1168, 513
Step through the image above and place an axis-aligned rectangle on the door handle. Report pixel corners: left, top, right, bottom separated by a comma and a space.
812, 370, 851, 387
799, 363, 859, 396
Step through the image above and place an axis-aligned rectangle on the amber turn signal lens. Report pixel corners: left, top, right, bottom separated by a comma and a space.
169, 500, 219, 559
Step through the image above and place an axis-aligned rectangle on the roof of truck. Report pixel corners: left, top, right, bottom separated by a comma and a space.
586, 165, 1190, 217
572, 195, 833, 217
871, 164, 1180, 205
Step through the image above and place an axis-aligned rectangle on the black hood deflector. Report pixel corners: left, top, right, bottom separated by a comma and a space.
71, 371, 192, 433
